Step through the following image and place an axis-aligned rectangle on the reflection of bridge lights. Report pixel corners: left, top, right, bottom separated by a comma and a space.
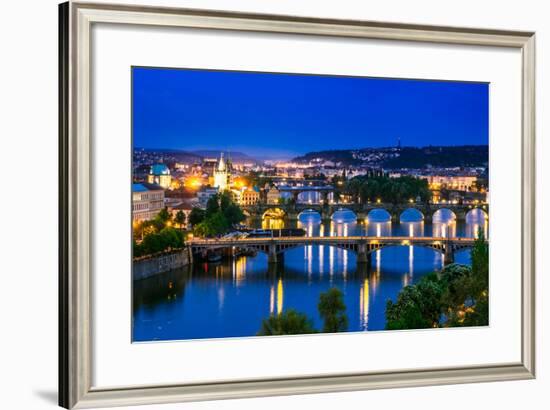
402, 273, 409, 287
218, 287, 225, 311
269, 285, 275, 315
307, 245, 312, 276
409, 245, 414, 276
359, 278, 369, 331
376, 223, 381, 238
319, 245, 324, 275
233, 257, 246, 286
277, 279, 283, 315
409, 224, 414, 237
329, 246, 334, 276
343, 249, 348, 278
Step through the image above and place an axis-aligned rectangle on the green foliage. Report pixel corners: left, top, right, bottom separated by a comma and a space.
385, 232, 489, 330
205, 195, 220, 218
344, 175, 431, 204
470, 230, 489, 299
193, 211, 229, 237
385, 274, 444, 330
220, 191, 246, 226
133, 227, 184, 258
193, 193, 245, 237
188, 207, 206, 227
174, 210, 186, 227
462, 294, 489, 327
439, 263, 474, 310
156, 207, 171, 223
257, 309, 317, 336
318, 288, 348, 333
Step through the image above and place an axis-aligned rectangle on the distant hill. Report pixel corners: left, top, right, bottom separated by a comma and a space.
292, 145, 488, 169
192, 150, 257, 163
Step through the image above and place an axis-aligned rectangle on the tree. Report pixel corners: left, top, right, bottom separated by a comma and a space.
158, 227, 184, 249
140, 231, 164, 255
205, 194, 220, 218
439, 263, 473, 310
318, 288, 348, 333
223, 202, 245, 226
174, 210, 186, 229
470, 229, 489, 300
257, 309, 316, 336
193, 211, 229, 237
156, 207, 171, 223
188, 207, 206, 227
385, 274, 444, 330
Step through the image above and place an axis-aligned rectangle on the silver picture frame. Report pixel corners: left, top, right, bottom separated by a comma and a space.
59, 1, 536, 408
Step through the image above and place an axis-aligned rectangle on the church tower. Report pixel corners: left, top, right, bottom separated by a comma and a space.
213, 152, 230, 191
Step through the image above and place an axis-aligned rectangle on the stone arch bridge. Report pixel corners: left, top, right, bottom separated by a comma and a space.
241, 203, 488, 222
189, 236, 477, 265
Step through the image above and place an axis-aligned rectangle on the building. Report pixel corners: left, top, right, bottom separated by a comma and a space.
147, 163, 172, 189
421, 175, 477, 192
213, 153, 231, 191
266, 187, 281, 204
197, 187, 219, 208
132, 183, 164, 221
240, 188, 260, 206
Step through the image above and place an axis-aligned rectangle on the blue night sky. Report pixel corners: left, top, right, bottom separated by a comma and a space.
133, 67, 488, 158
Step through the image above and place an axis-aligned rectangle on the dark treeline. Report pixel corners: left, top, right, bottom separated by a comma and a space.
293, 145, 488, 168
339, 175, 431, 204
386, 231, 489, 329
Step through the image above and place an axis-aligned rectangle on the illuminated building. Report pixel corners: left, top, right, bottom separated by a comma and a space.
147, 163, 172, 189
132, 183, 164, 221
421, 175, 477, 192
197, 187, 219, 208
266, 187, 281, 204
240, 188, 260, 206
213, 153, 231, 191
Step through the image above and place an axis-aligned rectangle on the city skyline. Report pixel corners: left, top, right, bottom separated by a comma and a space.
133, 67, 489, 157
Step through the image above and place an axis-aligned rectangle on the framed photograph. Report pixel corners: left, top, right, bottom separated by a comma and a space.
59, 1, 535, 408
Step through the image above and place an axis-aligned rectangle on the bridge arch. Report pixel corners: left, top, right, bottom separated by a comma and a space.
433, 208, 457, 223
297, 209, 322, 220
465, 208, 488, 223
399, 208, 424, 222
331, 208, 358, 222
367, 208, 392, 222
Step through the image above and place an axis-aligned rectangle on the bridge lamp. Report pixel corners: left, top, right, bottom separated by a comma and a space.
408, 198, 414, 204
376, 198, 381, 204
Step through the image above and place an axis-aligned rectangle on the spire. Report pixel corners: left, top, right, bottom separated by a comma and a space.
218, 152, 226, 171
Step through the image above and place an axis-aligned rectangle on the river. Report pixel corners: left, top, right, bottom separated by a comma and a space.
133, 207, 488, 341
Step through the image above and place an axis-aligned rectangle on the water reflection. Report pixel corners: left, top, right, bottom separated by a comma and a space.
133, 212, 488, 341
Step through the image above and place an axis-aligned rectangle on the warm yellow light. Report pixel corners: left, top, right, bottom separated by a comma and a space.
408, 198, 414, 203
277, 279, 284, 315
376, 198, 381, 204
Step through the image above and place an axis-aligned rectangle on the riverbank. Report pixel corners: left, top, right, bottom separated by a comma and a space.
133, 246, 193, 280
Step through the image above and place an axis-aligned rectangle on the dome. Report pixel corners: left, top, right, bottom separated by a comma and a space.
149, 163, 170, 176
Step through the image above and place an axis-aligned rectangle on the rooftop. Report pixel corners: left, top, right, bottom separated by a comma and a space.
149, 163, 170, 176
133, 182, 164, 192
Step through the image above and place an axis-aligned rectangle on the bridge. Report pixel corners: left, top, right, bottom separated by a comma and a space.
276, 185, 334, 202
241, 203, 489, 222
189, 236, 477, 265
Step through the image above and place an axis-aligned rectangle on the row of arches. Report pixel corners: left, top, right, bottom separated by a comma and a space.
262, 207, 488, 223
